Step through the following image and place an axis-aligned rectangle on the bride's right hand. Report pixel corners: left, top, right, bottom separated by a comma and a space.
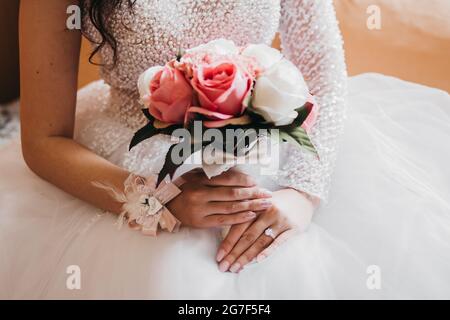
166, 170, 273, 228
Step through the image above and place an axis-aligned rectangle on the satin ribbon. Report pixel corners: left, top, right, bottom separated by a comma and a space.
93, 174, 185, 236
125, 174, 185, 236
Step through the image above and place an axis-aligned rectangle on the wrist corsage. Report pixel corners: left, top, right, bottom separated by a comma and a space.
93, 174, 185, 236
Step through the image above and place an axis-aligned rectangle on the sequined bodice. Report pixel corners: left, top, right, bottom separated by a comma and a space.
84, 0, 280, 91
78, 0, 348, 201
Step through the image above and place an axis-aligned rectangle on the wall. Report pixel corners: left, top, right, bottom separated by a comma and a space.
334, 0, 450, 92
0, 0, 20, 103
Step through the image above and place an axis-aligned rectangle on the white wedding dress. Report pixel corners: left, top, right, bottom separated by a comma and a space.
1, 0, 449, 299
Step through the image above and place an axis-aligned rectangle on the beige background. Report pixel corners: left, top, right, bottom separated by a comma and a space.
334, 0, 450, 92
0, 0, 20, 103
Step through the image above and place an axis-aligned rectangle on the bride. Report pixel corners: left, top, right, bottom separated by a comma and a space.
0, 0, 449, 299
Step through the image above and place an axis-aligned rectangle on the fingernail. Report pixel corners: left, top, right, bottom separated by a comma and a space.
246, 177, 256, 186
230, 263, 241, 273
219, 261, 230, 273
257, 254, 267, 263
261, 199, 273, 208
216, 249, 226, 262
260, 189, 273, 197
247, 211, 256, 218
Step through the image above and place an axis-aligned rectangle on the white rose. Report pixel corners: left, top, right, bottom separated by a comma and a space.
251, 58, 310, 126
241, 43, 283, 70
137, 66, 164, 106
187, 38, 239, 55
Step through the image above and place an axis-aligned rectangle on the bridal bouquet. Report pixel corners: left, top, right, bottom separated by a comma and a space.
131, 39, 319, 185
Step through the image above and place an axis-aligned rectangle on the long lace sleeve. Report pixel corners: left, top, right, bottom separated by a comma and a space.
273, 0, 348, 201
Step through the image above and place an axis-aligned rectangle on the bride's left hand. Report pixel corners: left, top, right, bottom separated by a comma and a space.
216, 189, 317, 273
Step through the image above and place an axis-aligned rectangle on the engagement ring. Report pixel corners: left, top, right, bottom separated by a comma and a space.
265, 228, 276, 239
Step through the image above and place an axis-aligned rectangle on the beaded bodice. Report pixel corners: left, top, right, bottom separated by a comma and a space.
78, 0, 348, 201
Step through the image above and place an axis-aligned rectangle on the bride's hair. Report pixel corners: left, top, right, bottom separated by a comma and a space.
81, 0, 136, 65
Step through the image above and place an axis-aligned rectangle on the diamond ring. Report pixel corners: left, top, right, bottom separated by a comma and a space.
264, 228, 276, 239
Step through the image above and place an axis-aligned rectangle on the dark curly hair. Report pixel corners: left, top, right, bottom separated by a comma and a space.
81, 0, 136, 65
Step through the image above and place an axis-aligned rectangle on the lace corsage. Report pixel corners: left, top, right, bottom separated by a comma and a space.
93, 174, 184, 236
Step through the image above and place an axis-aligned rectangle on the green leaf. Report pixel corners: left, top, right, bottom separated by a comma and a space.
159, 124, 183, 135
156, 141, 204, 186
279, 127, 318, 157
157, 143, 184, 186
129, 122, 160, 151
245, 106, 271, 125
276, 101, 314, 131
142, 108, 154, 121
292, 102, 314, 127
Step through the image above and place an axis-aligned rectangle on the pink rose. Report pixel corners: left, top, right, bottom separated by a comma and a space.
301, 98, 320, 134
189, 61, 253, 125
138, 66, 193, 124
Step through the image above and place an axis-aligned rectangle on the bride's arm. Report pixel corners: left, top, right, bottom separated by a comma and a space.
20, 0, 270, 229
276, 0, 348, 201
20, 0, 128, 214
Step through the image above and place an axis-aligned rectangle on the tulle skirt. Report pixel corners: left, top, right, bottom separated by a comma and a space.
0, 73, 449, 299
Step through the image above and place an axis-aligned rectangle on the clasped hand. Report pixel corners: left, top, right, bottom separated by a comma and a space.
166, 170, 315, 273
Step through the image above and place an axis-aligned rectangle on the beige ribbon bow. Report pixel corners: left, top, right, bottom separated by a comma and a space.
93, 174, 185, 236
